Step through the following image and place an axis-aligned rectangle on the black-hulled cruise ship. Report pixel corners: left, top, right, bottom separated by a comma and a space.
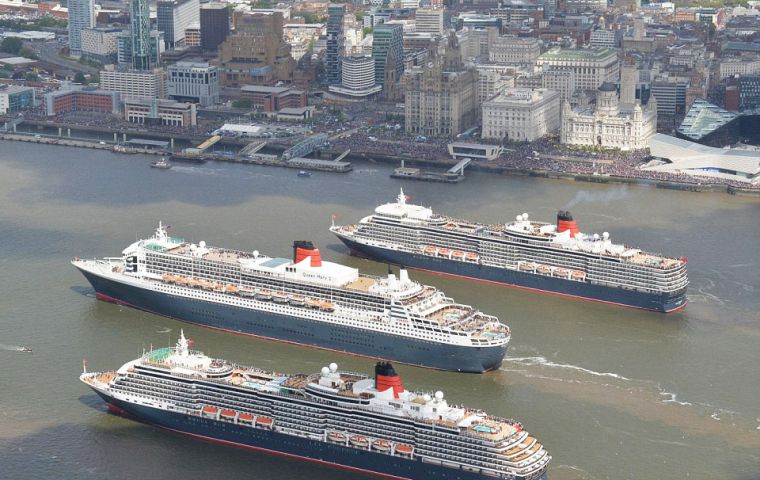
331, 190, 688, 313
72, 223, 509, 372
81, 333, 550, 480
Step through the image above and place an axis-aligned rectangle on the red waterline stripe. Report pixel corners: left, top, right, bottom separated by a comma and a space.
407, 267, 687, 313
93, 291, 500, 372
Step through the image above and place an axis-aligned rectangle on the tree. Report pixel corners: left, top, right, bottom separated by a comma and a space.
231, 99, 253, 109
74, 72, 88, 84
25, 72, 39, 81
0, 37, 23, 55
363, 27, 373, 36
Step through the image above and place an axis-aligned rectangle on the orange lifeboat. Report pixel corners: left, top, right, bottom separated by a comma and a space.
555, 268, 569, 277
438, 248, 451, 257
238, 413, 254, 423
225, 284, 239, 294
572, 271, 586, 280
518, 263, 536, 271
174, 277, 188, 286
256, 416, 273, 428
327, 431, 346, 443
537, 265, 551, 275
452, 251, 465, 260
186, 278, 200, 288
162, 274, 175, 283
350, 435, 369, 448
305, 298, 321, 309
395, 444, 414, 456
465, 252, 479, 261
372, 439, 391, 452
202, 405, 218, 417
220, 409, 236, 419
319, 301, 335, 312
423, 246, 437, 255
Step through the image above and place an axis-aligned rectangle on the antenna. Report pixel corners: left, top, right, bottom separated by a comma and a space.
82, 358, 87, 374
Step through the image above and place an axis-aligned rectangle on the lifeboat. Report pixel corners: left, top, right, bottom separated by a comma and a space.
214, 283, 226, 292
350, 435, 369, 448
438, 248, 451, 257
220, 409, 236, 419
518, 263, 536, 271
162, 274, 175, 283
537, 265, 551, 275
572, 271, 586, 280
255, 290, 272, 301
200, 280, 214, 291
256, 416, 274, 428
423, 246, 437, 255
289, 295, 305, 307
305, 298, 321, 309
319, 301, 335, 312
238, 413, 254, 423
272, 292, 289, 303
372, 439, 391, 452
555, 268, 569, 278
239, 288, 256, 298
465, 252, 479, 261
186, 278, 200, 288
327, 431, 346, 443
202, 405, 218, 417
225, 285, 239, 294
452, 251, 465, 260
174, 277, 188, 286
395, 444, 414, 456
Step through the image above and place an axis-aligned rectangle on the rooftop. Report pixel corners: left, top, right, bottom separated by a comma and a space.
538, 47, 617, 61
677, 99, 738, 141
485, 88, 557, 105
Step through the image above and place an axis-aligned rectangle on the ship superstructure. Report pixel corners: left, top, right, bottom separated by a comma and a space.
81, 333, 550, 480
331, 190, 688, 312
72, 223, 510, 372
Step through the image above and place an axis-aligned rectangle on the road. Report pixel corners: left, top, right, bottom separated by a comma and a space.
31, 41, 100, 76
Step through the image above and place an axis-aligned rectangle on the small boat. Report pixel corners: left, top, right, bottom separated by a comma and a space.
174, 277, 188, 286
518, 263, 536, 271
372, 439, 391, 452
202, 405, 218, 417
186, 278, 201, 288
150, 158, 172, 170
297, 170, 312, 178
423, 245, 437, 255
465, 252, 479, 262
220, 409, 236, 419
255, 290, 273, 301
452, 251, 465, 260
327, 431, 346, 443
239, 288, 256, 298
225, 285, 239, 294
537, 265, 551, 275
256, 416, 274, 428
238, 413, 254, 423
572, 271, 586, 279
555, 268, 569, 277
350, 435, 369, 448
395, 444, 414, 456
319, 301, 335, 312
272, 292, 289, 303
162, 274, 176, 283
289, 295, 305, 307
19, 346, 32, 353
305, 298, 321, 309
438, 248, 451, 257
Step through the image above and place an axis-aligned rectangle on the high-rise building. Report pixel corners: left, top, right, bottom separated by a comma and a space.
415, 8, 444, 35
326, 4, 345, 85
218, 13, 295, 87
117, 30, 164, 70
184, 23, 201, 47
67, 0, 95, 56
489, 36, 541, 65
167, 62, 219, 106
620, 63, 638, 106
200, 3, 230, 52
81, 27, 121, 64
482, 88, 560, 142
404, 34, 479, 137
329, 56, 382, 98
157, 0, 200, 50
129, 0, 153, 70
372, 23, 403, 87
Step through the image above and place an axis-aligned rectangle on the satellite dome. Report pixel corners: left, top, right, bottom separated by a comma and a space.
435, 391, 444, 401
199, 240, 206, 248
329, 362, 338, 373
321, 366, 330, 375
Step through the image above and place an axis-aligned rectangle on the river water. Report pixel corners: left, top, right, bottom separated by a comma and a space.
1, 141, 758, 480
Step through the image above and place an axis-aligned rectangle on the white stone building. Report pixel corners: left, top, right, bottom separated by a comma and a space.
475, 64, 516, 103
482, 88, 560, 142
329, 55, 382, 98
100, 68, 166, 99
561, 82, 657, 151
541, 69, 575, 102
537, 47, 619, 92
719, 58, 760, 80
489, 36, 541, 65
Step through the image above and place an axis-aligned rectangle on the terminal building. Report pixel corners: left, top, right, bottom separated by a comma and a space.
646, 133, 760, 185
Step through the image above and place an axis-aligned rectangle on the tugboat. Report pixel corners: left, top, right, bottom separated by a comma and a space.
297, 170, 312, 178
19, 346, 32, 353
151, 158, 172, 170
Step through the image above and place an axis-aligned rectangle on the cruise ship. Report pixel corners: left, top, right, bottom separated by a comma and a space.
331, 190, 688, 313
81, 333, 550, 480
72, 223, 509, 372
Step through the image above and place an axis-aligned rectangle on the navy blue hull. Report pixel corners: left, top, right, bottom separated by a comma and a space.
335, 237, 687, 313
96, 394, 541, 480
77, 268, 507, 373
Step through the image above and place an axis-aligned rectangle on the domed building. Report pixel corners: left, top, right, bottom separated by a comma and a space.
560, 82, 657, 151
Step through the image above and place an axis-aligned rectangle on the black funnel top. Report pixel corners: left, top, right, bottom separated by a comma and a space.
557, 210, 574, 222
374, 361, 398, 378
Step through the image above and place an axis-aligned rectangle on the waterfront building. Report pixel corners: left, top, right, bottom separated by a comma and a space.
489, 36, 541, 65
542, 69, 575, 102
482, 88, 560, 142
123, 97, 197, 126
403, 34, 478, 137
0, 85, 35, 114
537, 47, 619, 92
167, 62, 219, 106
239, 85, 307, 112
80, 27, 121, 64
184, 23, 201, 47
218, 12, 295, 87
326, 4, 345, 85
329, 56, 381, 98
67, 0, 95, 56
415, 8, 444, 35
372, 23, 404, 88
127, 0, 153, 70
157, 0, 200, 50
100, 69, 166, 99
44, 88, 120, 116
561, 82, 657, 150
200, 3, 230, 52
